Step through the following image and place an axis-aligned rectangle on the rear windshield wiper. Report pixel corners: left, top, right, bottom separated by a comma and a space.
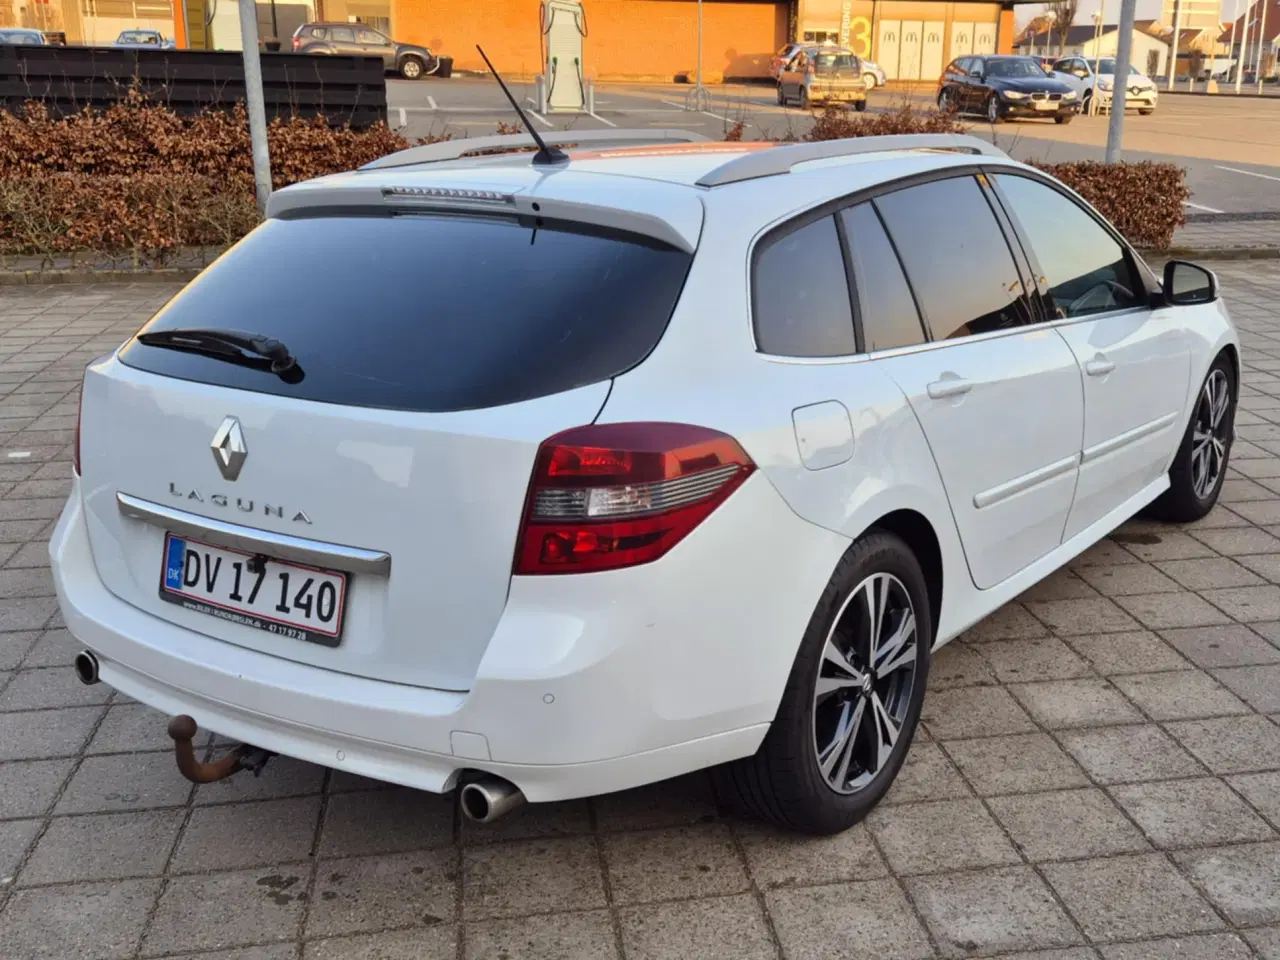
136, 328, 301, 381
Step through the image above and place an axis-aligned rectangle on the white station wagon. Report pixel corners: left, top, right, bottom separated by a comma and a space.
51, 130, 1238, 834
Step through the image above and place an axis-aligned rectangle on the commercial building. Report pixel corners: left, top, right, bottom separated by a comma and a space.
1016, 21, 1174, 78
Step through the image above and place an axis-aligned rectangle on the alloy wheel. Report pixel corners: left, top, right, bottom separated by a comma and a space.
986, 96, 999, 122
403, 59, 422, 79
812, 572, 918, 795
1192, 368, 1231, 499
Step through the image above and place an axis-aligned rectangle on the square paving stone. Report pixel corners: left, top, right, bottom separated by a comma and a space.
0, 630, 36, 670
1161, 624, 1280, 668
1210, 585, 1280, 625
144, 865, 310, 954
194, 755, 325, 805
920, 685, 1036, 740
1238, 553, 1280, 583
1246, 927, 1280, 960
602, 823, 749, 905
1111, 778, 1275, 848
975, 636, 1091, 683
1167, 716, 1280, 774
988, 788, 1149, 862
961, 603, 1049, 642
1111, 671, 1250, 720
1228, 771, 1280, 826
149, 946, 301, 960
1098, 934, 1254, 960
316, 787, 453, 858
88, 702, 184, 755
735, 819, 886, 888
1214, 664, 1280, 712
1018, 569, 1099, 602
944, 732, 1088, 796
0, 595, 56, 630
55, 751, 193, 813
1009, 679, 1143, 729
0, 665, 112, 710
619, 894, 776, 960
19, 627, 79, 668
928, 643, 997, 689
463, 836, 606, 920
1230, 499, 1280, 524
1066, 632, 1190, 676
0, 878, 160, 960
592, 772, 718, 831
1041, 853, 1223, 941
905, 866, 1083, 959
0, 705, 100, 760
306, 848, 457, 937
0, 756, 74, 817
0, 816, 40, 877
1070, 539, 1148, 568
173, 797, 322, 873
882, 741, 971, 805
767, 879, 933, 960
461, 798, 592, 845
867, 798, 1020, 875
1078, 564, 1181, 597
21, 809, 183, 885
465, 911, 616, 960
1113, 531, 1217, 563
1115, 593, 1233, 630
1175, 841, 1280, 925
1156, 557, 1266, 590
1026, 598, 1139, 635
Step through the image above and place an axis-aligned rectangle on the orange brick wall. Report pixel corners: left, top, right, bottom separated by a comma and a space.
393, 0, 789, 80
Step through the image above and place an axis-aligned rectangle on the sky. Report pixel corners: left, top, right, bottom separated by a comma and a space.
1017, 0, 1205, 28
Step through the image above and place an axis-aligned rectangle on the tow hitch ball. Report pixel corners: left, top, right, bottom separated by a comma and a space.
167, 715, 274, 784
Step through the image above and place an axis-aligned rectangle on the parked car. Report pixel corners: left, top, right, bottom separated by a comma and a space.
770, 42, 805, 79
292, 22, 438, 79
778, 47, 868, 110
938, 54, 1079, 123
112, 29, 175, 48
1051, 56, 1158, 114
52, 129, 1238, 835
860, 58, 888, 89
0, 27, 46, 45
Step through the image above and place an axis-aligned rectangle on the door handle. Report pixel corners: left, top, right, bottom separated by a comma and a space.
927, 377, 973, 399
1085, 357, 1116, 377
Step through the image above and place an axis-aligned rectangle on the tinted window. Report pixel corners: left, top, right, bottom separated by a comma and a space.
307, 26, 327, 38
813, 52, 859, 73
986, 58, 1047, 77
357, 29, 386, 44
875, 177, 1031, 340
119, 214, 692, 413
754, 215, 856, 357
993, 174, 1141, 319
330, 26, 356, 42
841, 203, 925, 352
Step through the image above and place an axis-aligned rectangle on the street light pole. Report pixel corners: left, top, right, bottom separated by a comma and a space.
238, 0, 273, 214
1090, 7, 1104, 115
1256, 0, 1270, 90
1107, 0, 1137, 161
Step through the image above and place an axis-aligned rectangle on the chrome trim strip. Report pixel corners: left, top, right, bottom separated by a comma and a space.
973, 454, 1080, 510
116, 493, 391, 576
1081, 412, 1180, 464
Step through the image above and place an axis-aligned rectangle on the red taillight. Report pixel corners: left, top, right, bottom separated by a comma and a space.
292, 37, 300, 50
514, 422, 755, 575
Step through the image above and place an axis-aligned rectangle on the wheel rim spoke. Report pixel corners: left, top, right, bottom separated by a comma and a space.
869, 691, 900, 772
863, 575, 890, 665
819, 696, 864, 785
875, 610, 917, 678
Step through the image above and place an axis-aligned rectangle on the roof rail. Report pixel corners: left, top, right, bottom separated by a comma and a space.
364, 129, 712, 171
694, 134, 1008, 188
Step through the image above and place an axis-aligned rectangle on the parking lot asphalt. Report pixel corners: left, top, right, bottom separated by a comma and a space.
387, 77, 1280, 215
4, 264, 1280, 957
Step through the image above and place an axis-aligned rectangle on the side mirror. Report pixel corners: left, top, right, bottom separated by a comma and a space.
1163, 260, 1219, 306
969, 69, 983, 78
1073, 68, 1088, 78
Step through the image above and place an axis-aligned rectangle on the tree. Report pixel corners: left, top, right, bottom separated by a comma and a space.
1047, 0, 1080, 55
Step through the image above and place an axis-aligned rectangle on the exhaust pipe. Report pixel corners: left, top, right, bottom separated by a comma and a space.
73, 650, 100, 686
460, 775, 526, 823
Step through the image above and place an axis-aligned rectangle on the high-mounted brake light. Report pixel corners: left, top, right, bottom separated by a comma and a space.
381, 186, 516, 205
73, 390, 82, 477
514, 423, 755, 575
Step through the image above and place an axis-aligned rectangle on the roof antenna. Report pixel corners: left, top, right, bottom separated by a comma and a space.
476, 45, 568, 167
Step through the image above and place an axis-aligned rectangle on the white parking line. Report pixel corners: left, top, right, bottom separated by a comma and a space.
527, 109, 554, 128
1184, 200, 1225, 213
427, 95, 437, 111
659, 100, 750, 127
588, 112, 617, 127
1215, 165, 1280, 182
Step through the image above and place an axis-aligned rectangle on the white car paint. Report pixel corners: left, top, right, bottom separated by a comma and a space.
1052, 55, 1159, 112
50, 136, 1237, 804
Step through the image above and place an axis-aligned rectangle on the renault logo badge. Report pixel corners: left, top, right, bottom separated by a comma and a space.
211, 417, 247, 482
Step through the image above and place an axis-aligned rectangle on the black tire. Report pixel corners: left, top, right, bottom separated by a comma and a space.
1147, 353, 1236, 523
1055, 114, 1073, 124
714, 530, 933, 835
854, 98, 868, 112
986, 94, 1002, 123
400, 56, 424, 80
798, 87, 810, 110
937, 89, 952, 112
776, 83, 785, 106
1139, 108, 1154, 115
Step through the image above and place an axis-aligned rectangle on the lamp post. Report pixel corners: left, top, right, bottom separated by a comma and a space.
1106, 0, 1137, 161
1256, 0, 1270, 90
686, 0, 710, 110
1091, 8, 1104, 114
238, 0, 272, 213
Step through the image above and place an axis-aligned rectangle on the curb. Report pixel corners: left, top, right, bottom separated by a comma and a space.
0, 268, 204, 286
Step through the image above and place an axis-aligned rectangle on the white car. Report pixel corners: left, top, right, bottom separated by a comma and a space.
1052, 55, 1159, 114
51, 129, 1238, 835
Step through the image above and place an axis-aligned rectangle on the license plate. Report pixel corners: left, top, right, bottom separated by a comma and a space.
1035, 101, 1057, 110
160, 534, 347, 647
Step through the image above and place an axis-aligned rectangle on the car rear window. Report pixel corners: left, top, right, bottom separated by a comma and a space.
118, 213, 693, 413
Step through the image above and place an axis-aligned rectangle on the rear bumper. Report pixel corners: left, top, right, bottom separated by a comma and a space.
51, 474, 847, 802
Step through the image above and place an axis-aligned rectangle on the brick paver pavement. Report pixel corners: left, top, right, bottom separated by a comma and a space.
2, 267, 1280, 959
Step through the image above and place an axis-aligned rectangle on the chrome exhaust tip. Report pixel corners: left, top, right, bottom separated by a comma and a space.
73, 650, 100, 686
460, 776, 526, 823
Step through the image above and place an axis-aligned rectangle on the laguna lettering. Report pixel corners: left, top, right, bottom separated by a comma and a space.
168, 483, 312, 524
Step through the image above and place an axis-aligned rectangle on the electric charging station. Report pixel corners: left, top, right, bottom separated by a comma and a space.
538, 0, 588, 113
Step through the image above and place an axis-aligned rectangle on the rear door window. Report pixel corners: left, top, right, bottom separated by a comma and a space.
874, 176, 1033, 340
840, 203, 925, 352
330, 26, 355, 42
753, 215, 856, 357
119, 214, 693, 413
